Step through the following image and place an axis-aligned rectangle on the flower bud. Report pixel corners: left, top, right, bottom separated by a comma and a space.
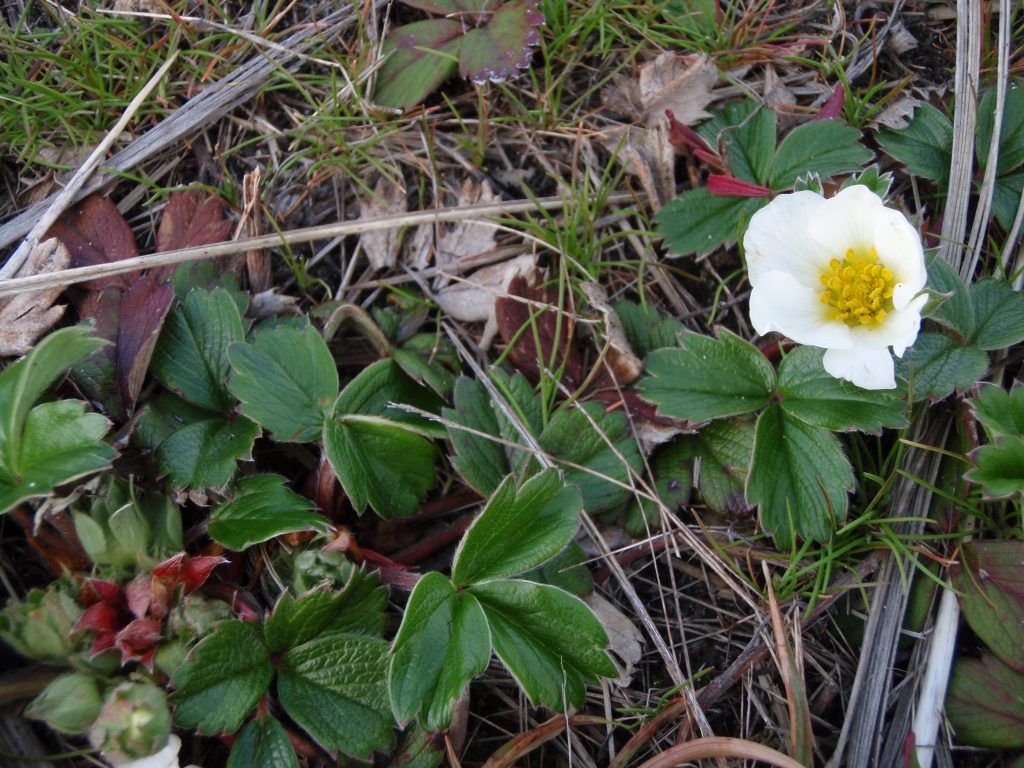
26, 672, 102, 734
90, 681, 171, 760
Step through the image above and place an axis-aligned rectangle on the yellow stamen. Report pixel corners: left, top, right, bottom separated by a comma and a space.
818, 246, 895, 328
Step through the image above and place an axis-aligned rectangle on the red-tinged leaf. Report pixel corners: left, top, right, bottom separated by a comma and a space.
75, 601, 125, 635
458, 0, 544, 84
374, 20, 463, 109
116, 618, 163, 665
148, 579, 172, 622
116, 275, 175, 408
816, 84, 845, 121
152, 553, 226, 594
124, 575, 152, 619
706, 174, 772, 197
496, 275, 584, 388
46, 196, 138, 290
666, 109, 714, 155
81, 578, 123, 605
90, 632, 118, 657
156, 190, 232, 256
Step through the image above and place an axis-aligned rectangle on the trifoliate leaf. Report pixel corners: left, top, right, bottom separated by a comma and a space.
876, 103, 953, 184
227, 716, 298, 768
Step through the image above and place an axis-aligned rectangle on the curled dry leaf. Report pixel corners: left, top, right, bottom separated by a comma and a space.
0, 238, 71, 357
583, 592, 644, 687
600, 53, 718, 207
579, 281, 644, 387
434, 253, 535, 348
433, 179, 501, 278
359, 178, 407, 272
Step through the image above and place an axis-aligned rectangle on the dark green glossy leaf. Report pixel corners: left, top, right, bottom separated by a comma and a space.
969, 278, 1024, 350
614, 301, 683, 357
970, 382, 1024, 439
679, 416, 754, 518
747, 405, 853, 544
335, 358, 445, 437
471, 579, 615, 710
926, 256, 972, 337
897, 332, 988, 401
228, 325, 338, 442
770, 120, 872, 190
323, 414, 436, 518
876, 103, 953, 184
777, 346, 907, 432
227, 716, 297, 768
966, 436, 1024, 499
278, 632, 393, 758
452, 470, 581, 586
171, 621, 273, 734
388, 572, 490, 729
977, 81, 1024, 175
156, 416, 258, 492
723, 106, 776, 184
638, 330, 775, 422
654, 187, 766, 258
444, 376, 509, 496
151, 288, 244, 412
209, 474, 328, 551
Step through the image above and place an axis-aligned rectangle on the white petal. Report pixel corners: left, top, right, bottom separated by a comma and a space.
871, 208, 926, 295
750, 270, 853, 348
743, 191, 830, 288
876, 293, 928, 356
823, 345, 897, 389
808, 185, 885, 258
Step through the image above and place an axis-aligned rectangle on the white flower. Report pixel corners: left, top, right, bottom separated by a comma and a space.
743, 184, 927, 390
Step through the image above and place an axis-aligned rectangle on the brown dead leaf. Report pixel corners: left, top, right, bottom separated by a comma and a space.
157, 188, 232, 255
495, 274, 584, 388
433, 179, 501, 277
359, 178, 407, 272
0, 238, 71, 357
583, 593, 644, 686
434, 253, 535, 324
600, 53, 718, 206
579, 282, 643, 386
47, 195, 138, 290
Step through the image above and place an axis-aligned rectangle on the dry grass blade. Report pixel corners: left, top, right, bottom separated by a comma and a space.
633, 737, 807, 768
480, 715, 607, 768
0, 193, 636, 299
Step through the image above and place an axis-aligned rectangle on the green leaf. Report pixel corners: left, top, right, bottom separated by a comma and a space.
458, 0, 544, 84
747, 405, 853, 544
876, 103, 953, 183
444, 376, 509, 496
966, 435, 1024, 498
488, 369, 544, 475
678, 417, 754, 517
946, 654, 1024, 748
209, 474, 328, 552
0, 326, 107, 478
770, 120, 872, 190
992, 169, 1024, 230
724, 106, 776, 184
228, 325, 339, 442
374, 20, 462, 109
171, 620, 273, 734
638, 330, 775, 422
227, 716, 298, 768
388, 572, 490, 729
329, 568, 389, 637
777, 346, 907, 432
519, 540, 594, 595
926, 256, 973, 337
952, 540, 1024, 671
323, 414, 436, 518
0, 400, 115, 516
970, 382, 1024, 439
969, 278, 1024, 350
156, 416, 259, 492
897, 332, 988, 401
470, 580, 615, 711
654, 187, 766, 258
539, 403, 643, 514
265, 587, 346, 653
614, 301, 683, 357
151, 288, 245, 412
335, 358, 445, 438
977, 81, 1024, 175
452, 470, 582, 586
278, 632, 393, 758
625, 438, 695, 537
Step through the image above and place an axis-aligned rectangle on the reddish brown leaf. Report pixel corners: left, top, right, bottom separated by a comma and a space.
152, 553, 226, 595
117, 276, 175, 407
80, 578, 123, 605
816, 84, 846, 121
124, 574, 152, 619
707, 174, 772, 197
116, 618, 163, 667
157, 190, 232, 255
496, 275, 583, 388
46, 196, 137, 291
75, 601, 124, 634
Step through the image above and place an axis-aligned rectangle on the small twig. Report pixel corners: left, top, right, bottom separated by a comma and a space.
0, 51, 179, 281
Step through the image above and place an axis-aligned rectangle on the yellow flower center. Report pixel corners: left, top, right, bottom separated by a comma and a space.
818, 246, 895, 328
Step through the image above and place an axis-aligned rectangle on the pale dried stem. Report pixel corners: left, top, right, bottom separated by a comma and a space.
0, 194, 636, 299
